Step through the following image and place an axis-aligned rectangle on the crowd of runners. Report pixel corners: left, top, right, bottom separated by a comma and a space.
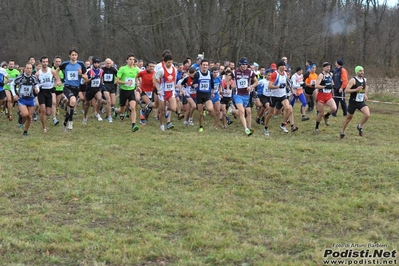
0, 48, 370, 138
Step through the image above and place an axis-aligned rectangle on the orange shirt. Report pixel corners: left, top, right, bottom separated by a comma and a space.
305, 72, 318, 88
138, 69, 154, 92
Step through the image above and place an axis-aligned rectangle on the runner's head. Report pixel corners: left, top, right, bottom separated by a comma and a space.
8, 60, 15, 69
92, 57, 100, 69
126, 54, 135, 67
239, 57, 248, 70
355, 66, 364, 77
105, 58, 113, 68
53, 56, 62, 68
68, 47, 79, 62
276, 59, 286, 71
310, 63, 317, 73
200, 59, 209, 73
40, 56, 49, 69
25, 63, 33, 75
163, 54, 173, 68
322, 62, 331, 73
146, 61, 156, 72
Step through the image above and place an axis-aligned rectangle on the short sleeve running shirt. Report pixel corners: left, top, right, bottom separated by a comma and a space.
117, 65, 139, 90
5, 68, 20, 90
59, 60, 87, 87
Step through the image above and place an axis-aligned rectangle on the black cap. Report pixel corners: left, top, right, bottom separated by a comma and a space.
322, 62, 331, 67
296, 66, 302, 72
277, 59, 286, 67
92, 57, 100, 63
336, 60, 344, 66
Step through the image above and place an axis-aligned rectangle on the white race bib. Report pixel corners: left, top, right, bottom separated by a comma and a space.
323, 89, 331, 93
355, 93, 365, 102
145, 91, 153, 98
125, 78, 135, 87
104, 74, 113, 82
165, 82, 174, 91
237, 78, 248, 89
20, 85, 33, 97
67, 71, 79, 81
91, 78, 101, 87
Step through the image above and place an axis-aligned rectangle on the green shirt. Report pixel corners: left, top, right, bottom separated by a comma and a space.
52, 66, 64, 91
117, 65, 139, 91
4, 68, 20, 90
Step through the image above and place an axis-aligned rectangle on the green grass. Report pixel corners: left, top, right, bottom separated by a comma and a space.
0, 95, 398, 265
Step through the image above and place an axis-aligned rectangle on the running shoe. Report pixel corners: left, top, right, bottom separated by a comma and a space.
140, 109, 146, 120
301, 115, 310, 121
340, 132, 345, 139
23, 131, 28, 136
132, 124, 139, 132
256, 118, 260, 124
324, 115, 329, 126
357, 124, 364, 137
183, 120, 189, 126
32, 112, 38, 121
166, 122, 174, 129
160, 125, 165, 131
67, 121, 73, 130
82, 117, 87, 124
314, 128, 319, 134
140, 119, 146, 125
280, 125, 289, 133
107, 116, 113, 123
264, 128, 270, 136
53, 118, 59, 126
199, 127, 204, 132
291, 125, 298, 132
245, 128, 252, 136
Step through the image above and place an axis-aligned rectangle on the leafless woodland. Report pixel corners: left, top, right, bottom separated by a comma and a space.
1, 0, 398, 78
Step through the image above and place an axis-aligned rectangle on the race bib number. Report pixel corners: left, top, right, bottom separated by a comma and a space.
67, 71, 79, 81
323, 89, 331, 93
237, 78, 248, 89
279, 83, 286, 89
199, 83, 209, 90
145, 91, 153, 98
189, 87, 196, 94
104, 74, 113, 82
223, 89, 231, 97
80, 78, 85, 85
19, 85, 32, 97
125, 78, 135, 87
91, 78, 101, 87
356, 93, 365, 102
311, 80, 316, 85
165, 82, 174, 91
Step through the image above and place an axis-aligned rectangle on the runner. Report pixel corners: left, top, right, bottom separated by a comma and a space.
180, 67, 197, 126
36, 56, 61, 132
4, 60, 20, 121
138, 61, 156, 125
220, 69, 235, 128
264, 59, 293, 136
115, 53, 139, 132
233, 57, 258, 136
0, 66, 9, 113
192, 59, 215, 132
314, 62, 337, 134
153, 54, 177, 131
51, 56, 64, 126
83, 57, 104, 124
290, 66, 309, 121
340, 66, 370, 138
56, 47, 89, 131
10, 63, 40, 136
211, 66, 221, 129
102, 58, 118, 122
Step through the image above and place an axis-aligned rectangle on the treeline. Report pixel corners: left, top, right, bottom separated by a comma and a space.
1, 0, 397, 77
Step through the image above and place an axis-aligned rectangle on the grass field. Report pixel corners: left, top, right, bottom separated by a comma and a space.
0, 94, 398, 266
